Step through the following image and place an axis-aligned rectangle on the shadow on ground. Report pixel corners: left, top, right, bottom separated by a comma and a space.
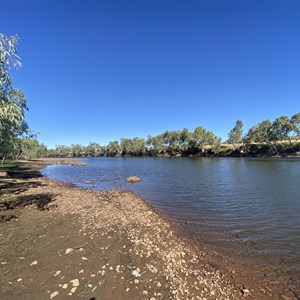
6, 166, 43, 179
0, 163, 47, 196
0, 193, 56, 223
0, 180, 45, 196
0, 193, 55, 211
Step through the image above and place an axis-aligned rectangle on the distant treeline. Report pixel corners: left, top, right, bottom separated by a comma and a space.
47, 113, 300, 158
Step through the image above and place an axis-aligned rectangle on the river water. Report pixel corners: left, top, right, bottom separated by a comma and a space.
42, 157, 300, 285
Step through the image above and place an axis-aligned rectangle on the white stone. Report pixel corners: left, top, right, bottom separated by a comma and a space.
132, 269, 141, 277
50, 291, 59, 299
30, 260, 38, 266
70, 279, 79, 287
65, 248, 74, 255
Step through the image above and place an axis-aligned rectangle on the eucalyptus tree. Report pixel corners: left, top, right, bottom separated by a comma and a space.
168, 130, 182, 154
120, 138, 132, 155
0, 33, 28, 163
227, 120, 243, 150
130, 137, 146, 155
189, 126, 220, 154
85, 142, 103, 156
146, 134, 164, 155
70, 144, 84, 157
121, 137, 146, 156
105, 140, 121, 156
291, 113, 300, 139
180, 128, 191, 152
15, 138, 47, 160
244, 120, 279, 154
272, 115, 294, 150
54, 145, 70, 157
0, 33, 24, 125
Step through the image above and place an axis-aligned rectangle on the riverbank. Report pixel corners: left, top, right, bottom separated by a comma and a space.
0, 159, 297, 299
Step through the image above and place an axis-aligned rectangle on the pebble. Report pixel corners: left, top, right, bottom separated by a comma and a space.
17, 278, 22, 282
30, 260, 38, 266
70, 287, 77, 293
126, 288, 130, 292
116, 265, 120, 273
54, 271, 61, 277
62, 283, 68, 289
70, 279, 79, 287
81, 257, 88, 261
65, 248, 74, 255
242, 288, 251, 295
132, 269, 141, 277
79, 269, 84, 274
50, 291, 59, 299
134, 279, 139, 284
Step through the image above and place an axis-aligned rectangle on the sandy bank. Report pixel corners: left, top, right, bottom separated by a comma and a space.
0, 159, 295, 299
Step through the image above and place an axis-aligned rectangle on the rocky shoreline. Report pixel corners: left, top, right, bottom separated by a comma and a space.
0, 159, 297, 299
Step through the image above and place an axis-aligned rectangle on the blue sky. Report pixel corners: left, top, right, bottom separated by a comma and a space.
1, 0, 300, 148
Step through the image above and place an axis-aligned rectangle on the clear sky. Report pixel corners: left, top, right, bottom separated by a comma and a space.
1, 0, 300, 148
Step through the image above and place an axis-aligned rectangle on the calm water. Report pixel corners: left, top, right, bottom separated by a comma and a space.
42, 157, 300, 283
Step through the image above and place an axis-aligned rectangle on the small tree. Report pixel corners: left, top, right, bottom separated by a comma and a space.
245, 120, 278, 154
291, 113, 300, 139
227, 120, 243, 151
189, 126, 220, 154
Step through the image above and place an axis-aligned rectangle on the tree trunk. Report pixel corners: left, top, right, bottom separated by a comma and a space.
1, 156, 6, 165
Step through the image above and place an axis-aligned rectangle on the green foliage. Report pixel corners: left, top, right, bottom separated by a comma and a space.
189, 126, 220, 153
121, 137, 146, 156
85, 142, 104, 156
227, 120, 243, 150
0, 33, 24, 125
244, 114, 300, 154
106, 141, 121, 157
291, 113, 300, 137
17, 138, 47, 160
0, 33, 30, 163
